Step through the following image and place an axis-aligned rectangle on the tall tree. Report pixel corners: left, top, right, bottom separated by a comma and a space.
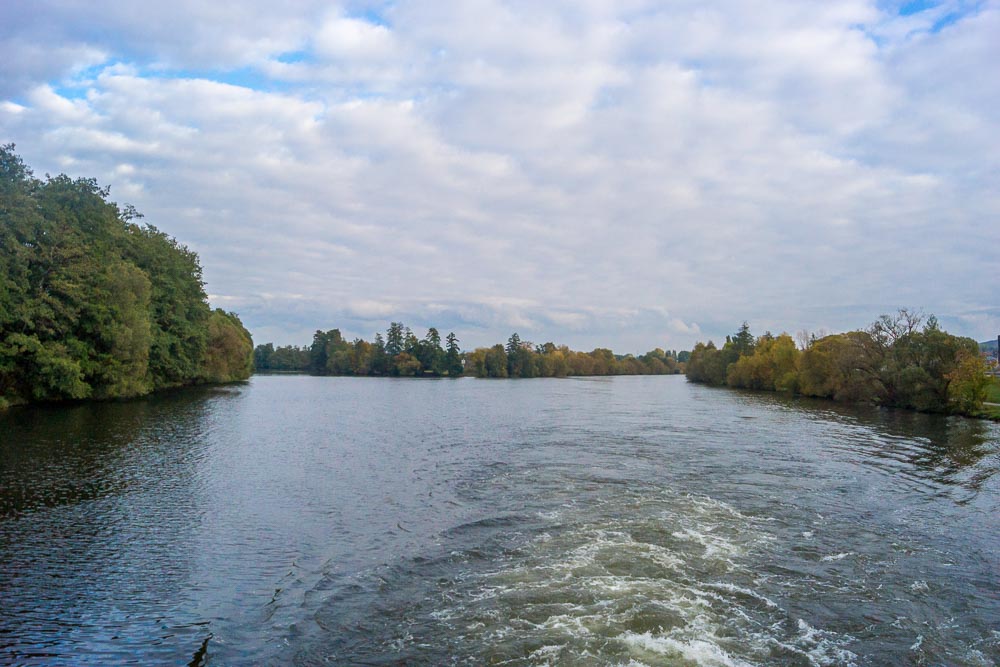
445, 332, 463, 376
386, 322, 404, 357
421, 327, 444, 374
371, 332, 389, 375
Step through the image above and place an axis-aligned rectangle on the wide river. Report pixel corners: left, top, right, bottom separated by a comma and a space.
1, 375, 998, 665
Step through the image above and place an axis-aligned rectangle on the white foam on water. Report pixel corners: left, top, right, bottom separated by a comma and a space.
910, 579, 929, 593
619, 630, 754, 667
531, 612, 600, 635
820, 552, 854, 562
795, 619, 859, 666
963, 649, 996, 666
671, 526, 744, 563
910, 634, 923, 651
429, 491, 858, 665
527, 643, 562, 662
707, 582, 779, 608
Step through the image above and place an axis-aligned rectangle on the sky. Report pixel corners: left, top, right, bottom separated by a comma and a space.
1, 0, 998, 353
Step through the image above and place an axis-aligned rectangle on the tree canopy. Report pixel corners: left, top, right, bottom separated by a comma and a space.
0, 145, 253, 408
254, 324, 685, 378
686, 311, 991, 417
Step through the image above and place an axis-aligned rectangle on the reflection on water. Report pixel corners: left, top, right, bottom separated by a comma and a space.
0, 387, 234, 664
735, 390, 1000, 502
1, 376, 999, 665
1, 388, 220, 517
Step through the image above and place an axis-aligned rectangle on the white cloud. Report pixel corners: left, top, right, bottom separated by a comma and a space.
1, 0, 998, 350
315, 17, 396, 61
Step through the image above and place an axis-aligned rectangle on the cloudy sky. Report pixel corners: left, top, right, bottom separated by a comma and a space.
2, 1, 997, 352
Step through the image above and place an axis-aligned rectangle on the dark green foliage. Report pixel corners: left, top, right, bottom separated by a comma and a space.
0, 146, 252, 407
385, 322, 404, 357
126, 224, 211, 389
200, 309, 254, 383
445, 332, 463, 376
461, 332, 683, 378
685, 341, 735, 386
729, 321, 755, 357
418, 327, 444, 374
254, 343, 274, 370
254, 344, 310, 371
505, 333, 527, 377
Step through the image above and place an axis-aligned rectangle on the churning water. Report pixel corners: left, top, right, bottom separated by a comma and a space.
1, 375, 998, 665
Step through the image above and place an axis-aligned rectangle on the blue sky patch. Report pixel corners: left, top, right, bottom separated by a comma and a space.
898, 0, 939, 16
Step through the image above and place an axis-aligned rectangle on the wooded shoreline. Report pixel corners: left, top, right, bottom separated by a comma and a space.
253, 327, 686, 379
0, 146, 253, 410
685, 313, 997, 420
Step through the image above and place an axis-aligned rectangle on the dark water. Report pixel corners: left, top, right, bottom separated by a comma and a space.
1, 376, 998, 666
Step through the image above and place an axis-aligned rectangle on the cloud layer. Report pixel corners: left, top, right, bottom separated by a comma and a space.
2, 1, 998, 350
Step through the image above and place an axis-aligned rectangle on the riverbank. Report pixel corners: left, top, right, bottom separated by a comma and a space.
0, 147, 254, 410
686, 314, 993, 420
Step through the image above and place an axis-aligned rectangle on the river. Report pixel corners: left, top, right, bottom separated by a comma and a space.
1, 375, 998, 665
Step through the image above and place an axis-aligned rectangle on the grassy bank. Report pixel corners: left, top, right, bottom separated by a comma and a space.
986, 377, 1000, 404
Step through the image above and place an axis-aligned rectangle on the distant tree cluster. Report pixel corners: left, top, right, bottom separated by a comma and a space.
465, 333, 683, 378
0, 145, 253, 409
686, 312, 991, 416
254, 322, 463, 376
254, 325, 684, 378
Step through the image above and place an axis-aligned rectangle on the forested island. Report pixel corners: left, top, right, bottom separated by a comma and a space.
686, 311, 995, 418
254, 326, 686, 378
0, 145, 253, 409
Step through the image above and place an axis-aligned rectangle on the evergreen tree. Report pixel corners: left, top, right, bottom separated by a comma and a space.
445, 332, 463, 376
386, 322, 404, 357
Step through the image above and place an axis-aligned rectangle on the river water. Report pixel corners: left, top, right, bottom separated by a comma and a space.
1, 375, 998, 665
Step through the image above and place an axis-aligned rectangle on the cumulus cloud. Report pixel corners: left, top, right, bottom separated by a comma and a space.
315, 16, 396, 61
1, 0, 997, 350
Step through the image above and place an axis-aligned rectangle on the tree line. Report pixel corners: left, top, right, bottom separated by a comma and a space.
254, 325, 686, 378
0, 145, 254, 409
686, 311, 991, 416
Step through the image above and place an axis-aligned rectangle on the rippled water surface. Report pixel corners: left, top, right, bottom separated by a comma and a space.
2, 375, 999, 665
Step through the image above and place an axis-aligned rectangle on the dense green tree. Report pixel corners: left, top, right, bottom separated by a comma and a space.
445, 332, 463, 376
880, 317, 978, 412
0, 145, 252, 408
418, 327, 444, 375
403, 327, 419, 359
200, 310, 254, 383
386, 322, 404, 357
266, 345, 310, 371
485, 344, 509, 378
729, 321, 756, 358
506, 333, 526, 377
371, 333, 389, 375
254, 343, 274, 370
685, 341, 734, 386
125, 223, 211, 390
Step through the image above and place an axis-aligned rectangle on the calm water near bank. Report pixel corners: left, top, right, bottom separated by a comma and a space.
1, 375, 998, 665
